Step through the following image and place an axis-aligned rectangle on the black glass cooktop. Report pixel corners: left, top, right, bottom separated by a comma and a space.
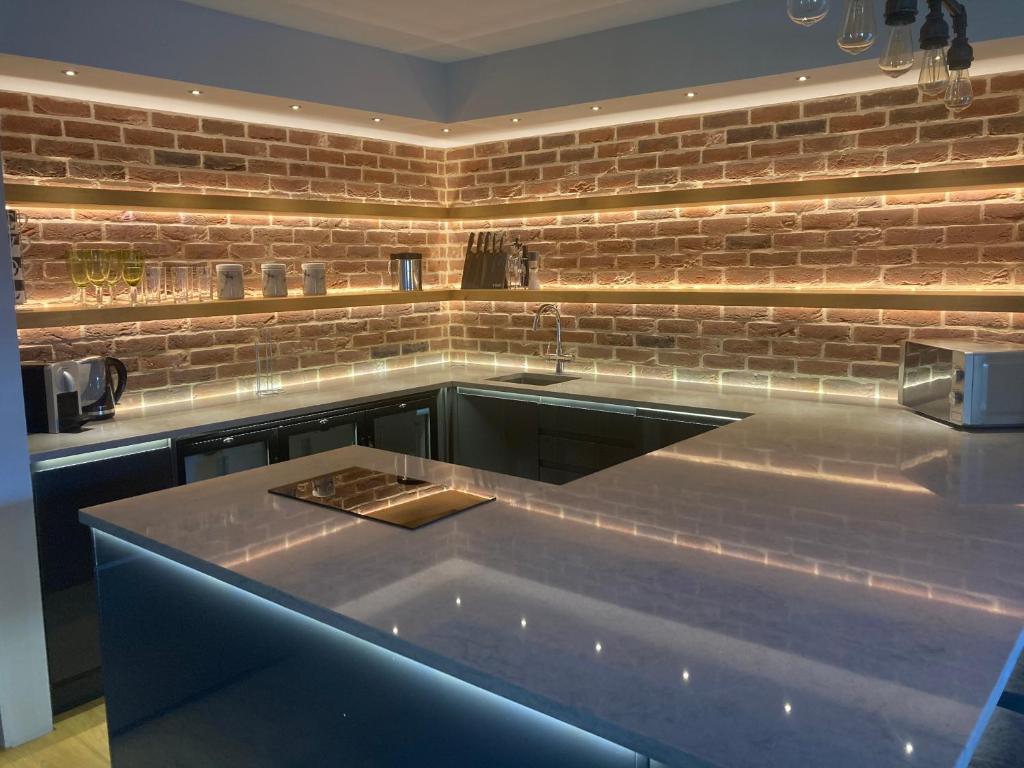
269, 466, 495, 529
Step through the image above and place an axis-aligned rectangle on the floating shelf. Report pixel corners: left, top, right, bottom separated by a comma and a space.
15, 288, 1024, 329
6, 164, 1024, 222
14, 291, 450, 329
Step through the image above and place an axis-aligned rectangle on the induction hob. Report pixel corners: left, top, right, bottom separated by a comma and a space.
268, 466, 495, 529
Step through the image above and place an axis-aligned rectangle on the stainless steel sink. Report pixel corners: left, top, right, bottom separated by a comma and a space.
488, 372, 578, 386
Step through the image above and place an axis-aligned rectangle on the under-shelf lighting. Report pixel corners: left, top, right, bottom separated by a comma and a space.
189, 89, 202, 96
62, 69, 78, 77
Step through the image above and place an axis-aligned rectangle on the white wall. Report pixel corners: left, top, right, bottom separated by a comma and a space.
0, 169, 52, 748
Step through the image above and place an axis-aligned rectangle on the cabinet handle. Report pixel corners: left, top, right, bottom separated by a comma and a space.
223, 436, 234, 445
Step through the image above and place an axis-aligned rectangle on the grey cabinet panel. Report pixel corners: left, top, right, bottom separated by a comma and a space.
638, 416, 718, 452
454, 392, 539, 480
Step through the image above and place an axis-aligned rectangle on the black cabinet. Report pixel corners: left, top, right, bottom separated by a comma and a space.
176, 426, 278, 484
278, 412, 359, 461
452, 389, 735, 485
538, 402, 642, 483
454, 390, 539, 479
174, 392, 441, 484
360, 396, 438, 459
31, 444, 176, 714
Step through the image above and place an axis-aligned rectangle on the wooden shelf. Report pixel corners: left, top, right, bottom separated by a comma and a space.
6, 164, 1024, 222
16, 288, 1024, 329
14, 291, 451, 329
457, 289, 1024, 312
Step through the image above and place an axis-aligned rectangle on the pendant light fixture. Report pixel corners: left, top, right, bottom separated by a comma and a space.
943, 4, 974, 110
879, 0, 917, 76
788, 0, 830, 26
837, 0, 877, 54
787, 0, 975, 112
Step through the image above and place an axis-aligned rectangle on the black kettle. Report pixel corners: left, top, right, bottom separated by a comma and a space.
77, 356, 128, 421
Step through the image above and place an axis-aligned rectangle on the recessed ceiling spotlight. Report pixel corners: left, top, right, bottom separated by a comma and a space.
590, 105, 602, 111
442, 128, 451, 133
62, 69, 78, 77
511, 117, 521, 123
686, 91, 697, 98
797, 75, 810, 82
189, 89, 202, 96
371, 116, 382, 123
289, 104, 301, 110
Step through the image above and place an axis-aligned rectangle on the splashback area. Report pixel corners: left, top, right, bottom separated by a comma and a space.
4, 69, 1024, 404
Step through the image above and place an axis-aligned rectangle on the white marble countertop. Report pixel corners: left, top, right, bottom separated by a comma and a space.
80, 364, 1024, 768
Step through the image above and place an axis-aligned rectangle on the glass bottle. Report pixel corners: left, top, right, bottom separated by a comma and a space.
879, 23, 915, 77
787, 0, 829, 26
837, 0, 876, 55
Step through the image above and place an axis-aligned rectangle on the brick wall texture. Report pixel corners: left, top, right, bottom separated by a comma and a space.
3, 71, 1023, 404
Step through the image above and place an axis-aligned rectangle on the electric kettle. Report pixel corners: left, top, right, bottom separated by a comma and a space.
76, 356, 128, 421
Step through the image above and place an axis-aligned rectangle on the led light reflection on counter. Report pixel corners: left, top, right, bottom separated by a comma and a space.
784, 702, 792, 715
905, 742, 914, 756
456, 596, 462, 607
392, 625, 399, 636
520, 617, 528, 629
681, 669, 690, 684
594, 642, 603, 654
512, 498, 1020, 619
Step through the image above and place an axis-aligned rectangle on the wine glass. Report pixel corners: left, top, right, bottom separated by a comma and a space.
67, 251, 89, 305
106, 250, 125, 303
83, 250, 110, 306
122, 251, 145, 307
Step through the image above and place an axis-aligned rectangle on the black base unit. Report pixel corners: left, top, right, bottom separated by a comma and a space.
31, 443, 176, 714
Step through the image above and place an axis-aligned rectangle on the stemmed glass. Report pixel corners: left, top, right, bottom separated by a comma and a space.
67, 251, 89, 305
83, 250, 111, 306
105, 250, 125, 303
121, 251, 145, 307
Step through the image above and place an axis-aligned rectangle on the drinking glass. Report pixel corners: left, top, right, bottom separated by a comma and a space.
143, 263, 163, 304
192, 263, 212, 302
170, 265, 191, 304
83, 250, 110, 306
121, 251, 145, 307
67, 251, 89, 305
105, 250, 125, 303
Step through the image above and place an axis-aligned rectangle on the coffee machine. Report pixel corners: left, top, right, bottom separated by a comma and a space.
21, 362, 85, 433
77, 356, 128, 421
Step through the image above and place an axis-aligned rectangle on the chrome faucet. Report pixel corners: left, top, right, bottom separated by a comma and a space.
532, 303, 573, 374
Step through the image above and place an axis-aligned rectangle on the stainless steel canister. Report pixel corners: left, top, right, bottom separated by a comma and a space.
389, 252, 423, 291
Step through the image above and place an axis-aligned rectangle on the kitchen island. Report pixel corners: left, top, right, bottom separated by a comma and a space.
79, 366, 1024, 767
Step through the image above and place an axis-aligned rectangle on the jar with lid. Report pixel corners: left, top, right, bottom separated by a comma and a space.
261, 263, 288, 297
302, 262, 327, 296
216, 263, 244, 300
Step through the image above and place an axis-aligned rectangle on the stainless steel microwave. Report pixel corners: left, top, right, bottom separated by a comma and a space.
899, 340, 1024, 428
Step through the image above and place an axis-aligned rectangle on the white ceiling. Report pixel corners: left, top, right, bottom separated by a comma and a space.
181, 0, 743, 61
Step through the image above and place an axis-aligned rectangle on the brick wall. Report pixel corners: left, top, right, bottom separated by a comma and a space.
444, 72, 1024, 398
3, 73, 1024, 403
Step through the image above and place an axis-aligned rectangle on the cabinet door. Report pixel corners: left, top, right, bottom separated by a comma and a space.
362, 397, 438, 459
636, 409, 725, 453
454, 391, 539, 480
278, 414, 358, 461
537, 403, 643, 481
177, 428, 276, 484
31, 445, 176, 713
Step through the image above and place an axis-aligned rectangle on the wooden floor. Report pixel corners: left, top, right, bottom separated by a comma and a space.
0, 701, 109, 768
